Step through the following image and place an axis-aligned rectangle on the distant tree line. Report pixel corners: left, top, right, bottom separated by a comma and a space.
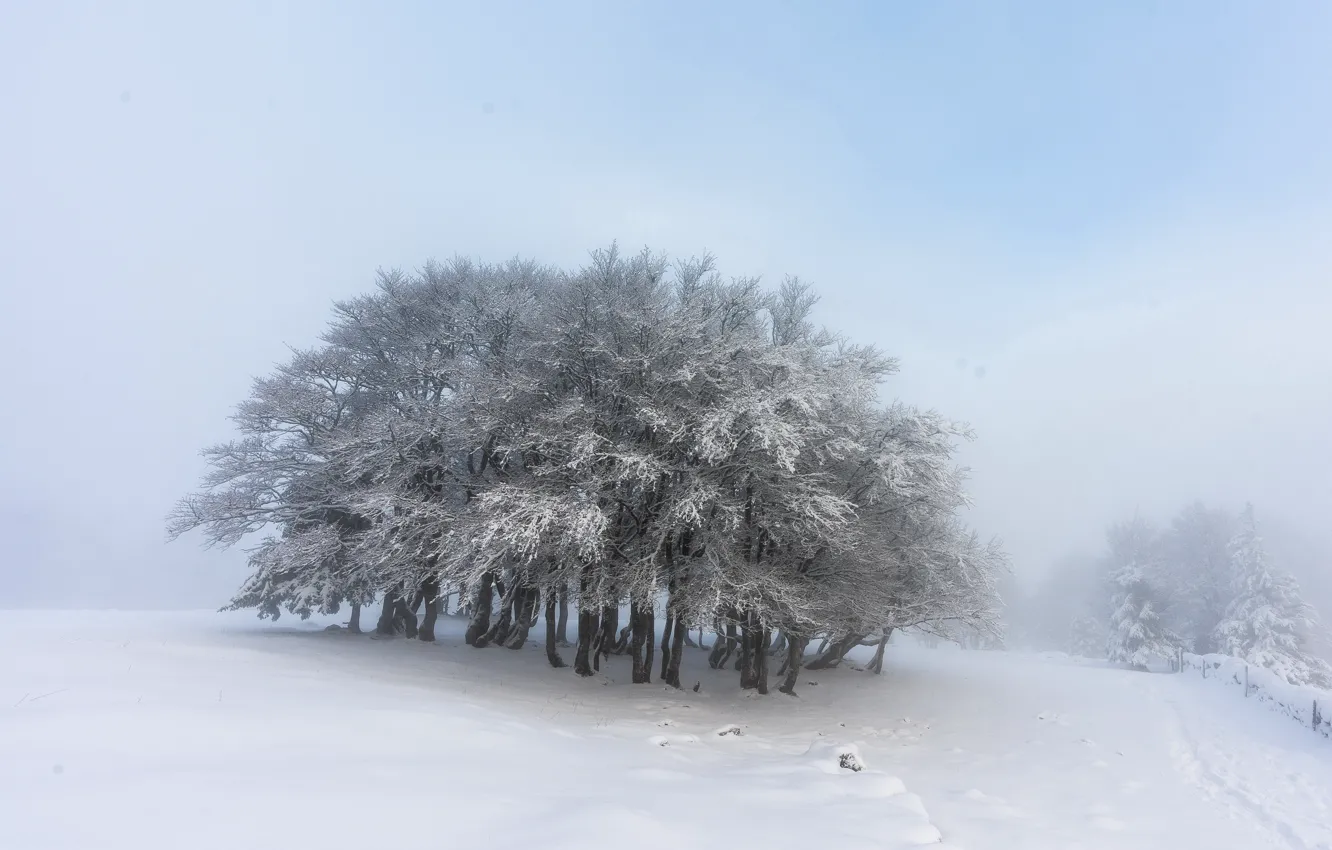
1017, 501, 1330, 685
170, 247, 1005, 694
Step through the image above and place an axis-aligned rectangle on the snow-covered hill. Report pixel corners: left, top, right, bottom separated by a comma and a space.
3, 611, 1329, 850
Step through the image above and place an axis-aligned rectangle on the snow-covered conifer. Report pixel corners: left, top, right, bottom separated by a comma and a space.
1213, 504, 1329, 686
1105, 518, 1178, 670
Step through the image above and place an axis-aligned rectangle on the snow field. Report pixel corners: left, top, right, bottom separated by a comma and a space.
1, 611, 951, 850
4, 610, 1331, 850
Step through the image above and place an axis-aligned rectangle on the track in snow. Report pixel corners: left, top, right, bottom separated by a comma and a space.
1162, 678, 1332, 850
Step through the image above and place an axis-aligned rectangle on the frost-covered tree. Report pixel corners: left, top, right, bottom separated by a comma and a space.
1105, 518, 1178, 670
1212, 504, 1329, 686
1031, 501, 1328, 677
170, 245, 1006, 695
1158, 502, 1233, 653
790, 404, 1006, 683
1106, 568, 1175, 670
167, 345, 379, 625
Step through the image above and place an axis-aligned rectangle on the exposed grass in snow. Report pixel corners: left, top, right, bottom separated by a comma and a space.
3, 610, 1330, 850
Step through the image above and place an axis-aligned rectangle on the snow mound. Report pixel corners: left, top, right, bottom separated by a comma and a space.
647, 732, 699, 747
804, 739, 868, 773
694, 740, 947, 847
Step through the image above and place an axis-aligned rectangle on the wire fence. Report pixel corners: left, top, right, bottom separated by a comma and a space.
1174, 649, 1330, 739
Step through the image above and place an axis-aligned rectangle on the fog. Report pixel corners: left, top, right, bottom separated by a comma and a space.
2, 2, 1329, 611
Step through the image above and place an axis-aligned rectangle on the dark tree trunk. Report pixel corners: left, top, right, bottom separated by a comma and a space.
636, 607, 652, 687
708, 617, 735, 668
592, 604, 619, 670
755, 626, 771, 694
544, 593, 566, 668
375, 590, 400, 636
709, 620, 739, 669
573, 567, 598, 675
643, 608, 656, 684
683, 629, 698, 648
707, 628, 725, 668
631, 599, 658, 687
739, 613, 760, 690
417, 579, 440, 642
464, 572, 494, 646
658, 572, 684, 680
805, 632, 867, 670
417, 595, 438, 642
600, 605, 621, 658
347, 603, 362, 634
505, 587, 539, 649
477, 579, 517, 648
697, 628, 708, 649
556, 585, 570, 645
665, 613, 687, 688
737, 630, 752, 686
867, 627, 893, 674
659, 613, 675, 681
574, 605, 598, 677
768, 630, 788, 656
778, 634, 810, 696
396, 595, 418, 639
590, 618, 603, 672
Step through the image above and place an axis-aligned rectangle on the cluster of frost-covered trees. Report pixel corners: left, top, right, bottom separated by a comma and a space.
170, 248, 1006, 694
1017, 502, 1330, 685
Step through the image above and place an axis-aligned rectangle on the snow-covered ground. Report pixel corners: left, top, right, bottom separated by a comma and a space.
3, 611, 1329, 850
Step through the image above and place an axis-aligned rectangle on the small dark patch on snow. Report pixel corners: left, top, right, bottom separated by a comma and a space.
839, 753, 865, 772
716, 724, 743, 737
324, 624, 343, 632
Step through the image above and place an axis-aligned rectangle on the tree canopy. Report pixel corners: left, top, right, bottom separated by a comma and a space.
170, 247, 1007, 694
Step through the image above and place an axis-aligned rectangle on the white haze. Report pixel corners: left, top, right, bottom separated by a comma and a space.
1, 3, 1329, 611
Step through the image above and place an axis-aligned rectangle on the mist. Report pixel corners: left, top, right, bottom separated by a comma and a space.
2, 2, 1329, 613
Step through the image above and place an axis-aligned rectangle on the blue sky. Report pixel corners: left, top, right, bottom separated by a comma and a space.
2, 1, 1330, 606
